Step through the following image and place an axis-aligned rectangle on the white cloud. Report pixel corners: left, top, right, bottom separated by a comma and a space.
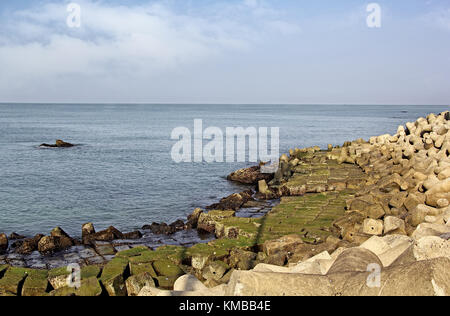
0, 0, 301, 102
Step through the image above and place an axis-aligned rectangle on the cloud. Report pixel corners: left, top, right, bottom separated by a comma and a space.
0, 0, 301, 100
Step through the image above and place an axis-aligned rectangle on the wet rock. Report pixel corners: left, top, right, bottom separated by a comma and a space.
126, 272, 156, 296
37, 235, 73, 255
206, 190, 254, 211
227, 166, 274, 185
85, 226, 124, 244
40, 139, 74, 148
258, 180, 270, 195
186, 208, 203, 229
9, 233, 25, 240
123, 231, 143, 240
94, 243, 116, 256
82, 223, 96, 239
15, 234, 44, 255
0, 234, 8, 254
142, 222, 181, 235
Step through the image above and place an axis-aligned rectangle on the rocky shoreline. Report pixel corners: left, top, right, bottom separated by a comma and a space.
1, 111, 450, 296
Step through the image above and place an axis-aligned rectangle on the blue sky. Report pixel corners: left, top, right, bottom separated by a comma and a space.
0, 0, 449, 104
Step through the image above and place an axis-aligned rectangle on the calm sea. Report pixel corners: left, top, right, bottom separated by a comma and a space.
0, 104, 447, 237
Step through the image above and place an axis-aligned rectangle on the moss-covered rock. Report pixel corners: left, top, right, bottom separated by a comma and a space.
155, 275, 178, 290
100, 257, 129, 296
22, 269, 49, 296
152, 260, 184, 278
50, 277, 102, 297
129, 263, 157, 278
48, 265, 101, 290
125, 272, 155, 296
0, 267, 29, 296
116, 246, 150, 258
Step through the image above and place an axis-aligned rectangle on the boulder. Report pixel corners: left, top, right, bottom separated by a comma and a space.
225, 258, 450, 296
82, 223, 96, 239
123, 231, 143, 240
100, 257, 129, 296
262, 234, 304, 256
153, 260, 184, 279
413, 236, 450, 261
37, 236, 72, 255
362, 219, 384, 236
206, 190, 254, 211
125, 272, 156, 296
329, 257, 450, 296
197, 210, 235, 234
258, 180, 270, 195
411, 223, 450, 240
384, 216, 406, 235
85, 226, 124, 244
327, 248, 382, 274
15, 234, 44, 255
174, 274, 207, 292
186, 208, 203, 229
0, 233, 8, 254
225, 270, 333, 296
227, 166, 274, 185
228, 249, 257, 271
9, 233, 25, 240
202, 261, 229, 282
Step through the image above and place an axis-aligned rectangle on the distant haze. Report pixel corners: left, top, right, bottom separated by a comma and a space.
0, 0, 450, 105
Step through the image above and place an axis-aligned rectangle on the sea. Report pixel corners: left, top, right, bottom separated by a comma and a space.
0, 104, 447, 237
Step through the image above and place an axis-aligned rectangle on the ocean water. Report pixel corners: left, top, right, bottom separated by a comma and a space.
0, 104, 447, 237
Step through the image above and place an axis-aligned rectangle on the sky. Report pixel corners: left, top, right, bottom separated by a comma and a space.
0, 0, 450, 104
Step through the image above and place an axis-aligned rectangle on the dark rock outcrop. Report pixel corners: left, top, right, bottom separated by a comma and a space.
9, 232, 25, 240
142, 220, 186, 235
206, 190, 254, 211
15, 234, 44, 255
40, 139, 75, 148
0, 233, 8, 254
227, 166, 274, 185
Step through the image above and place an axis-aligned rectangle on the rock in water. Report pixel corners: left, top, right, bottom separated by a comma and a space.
227, 166, 274, 185
40, 139, 74, 148
0, 233, 8, 254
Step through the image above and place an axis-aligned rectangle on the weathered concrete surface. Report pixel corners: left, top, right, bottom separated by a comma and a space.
225, 258, 450, 296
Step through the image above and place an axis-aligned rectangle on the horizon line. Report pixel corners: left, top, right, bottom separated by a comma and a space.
0, 102, 449, 106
